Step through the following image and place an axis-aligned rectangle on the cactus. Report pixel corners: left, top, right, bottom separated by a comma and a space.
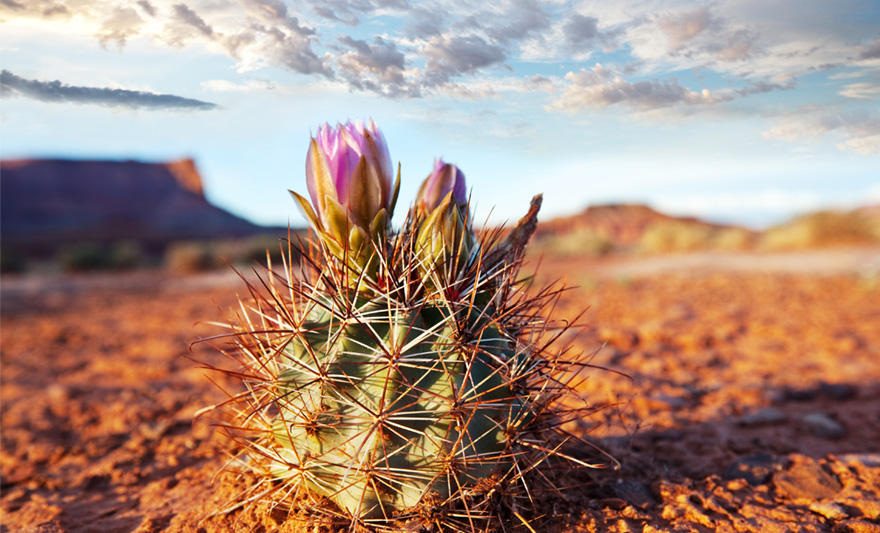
199, 121, 607, 530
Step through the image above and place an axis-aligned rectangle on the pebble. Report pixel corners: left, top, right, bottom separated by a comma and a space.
784, 386, 819, 402
838, 453, 880, 468
737, 407, 787, 427
613, 481, 657, 508
773, 461, 843, 501
810, 502, 849, 520
819, 382, 858, 401
833, 520, 880, 533
725, 454, 786, 485
801, 413, 846, 439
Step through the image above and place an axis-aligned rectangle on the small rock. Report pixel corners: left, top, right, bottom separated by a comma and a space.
725, 454, 787, 485
801, 413, 846, 439
655, 394, 690, 409
784, 387, 819, 402
635, 395, 689, 411
46, 384, 69, 402
810, 502, 849, 520
599, 497, 627, 510
774, 461, 843, 501
838, 453, 880, 468
737, 407, 787, 427
819, 382, 858, 401
833, 520, 880, 533
766, 389, 787, 404
614, 481, 657, 508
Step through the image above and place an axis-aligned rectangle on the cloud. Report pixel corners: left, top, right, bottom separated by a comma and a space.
858, 37, 880, 59
137, 0, 157, 17
551, 65, 723, 112
0, 69, 218, 111
829, 70, 867, 80
421, 34, 506, 87
96, 6, 145, 49
562, 13, 599, 49
336, 35, 419, 97
305, 0, 408, 26
157, 0, 331, 77
201, 79, 276, 92
483, 0, 550, 45
733, 78, 797, 96
3, 0, 877, 107
524, 74, 556, 93
562, 13, 622, 54
401, 5, 446, 38
763, 108, 880, 155
621, 3, 764, 70
164, 3, 214, 45
173, 3, 213, 36
839, 82, 880, 99
713, 28, 757, 61
0, 0, 69, 18
658, 7, 713, 50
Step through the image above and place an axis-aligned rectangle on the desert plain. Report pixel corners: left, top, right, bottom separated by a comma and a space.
2, 246, 880, 533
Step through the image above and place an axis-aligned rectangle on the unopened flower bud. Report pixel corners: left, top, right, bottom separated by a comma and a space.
290, 119, 400, 278
415, 186, 474, 289
416, 158, 467, 215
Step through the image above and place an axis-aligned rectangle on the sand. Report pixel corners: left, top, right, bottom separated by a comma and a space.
2, 248, 879, 532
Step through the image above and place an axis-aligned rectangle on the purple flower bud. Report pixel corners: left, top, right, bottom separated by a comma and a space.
305, 119, 395, 231
417, 158, 467, 213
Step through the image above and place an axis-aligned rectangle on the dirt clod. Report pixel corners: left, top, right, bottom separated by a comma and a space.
774, 461, 844, 502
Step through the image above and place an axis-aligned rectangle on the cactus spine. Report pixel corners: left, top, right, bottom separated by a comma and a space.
200, 122, 605, 531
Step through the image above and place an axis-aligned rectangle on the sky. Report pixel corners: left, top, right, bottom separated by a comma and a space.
1, 0, 879, 229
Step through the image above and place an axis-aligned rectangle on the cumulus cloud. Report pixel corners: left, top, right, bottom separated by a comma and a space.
337, 35, 419, 97
165, 0, 332, 77
551, 64, 723, 112
733, 78, 797, 96
421, 34, 506, 87
623, 4, 762, 68
763, 108, 880, 155
483, 0, 550, 45
163, 3, 215, 46
97, 6, 145, 48
136, 0, 157, 17
305, 0, 408, 26
2, 0, 878, 107
658, 7, 713, 50
401, 5, 446, 38
524, 74, 556, 93
0, 69, 218, 111
858, 37, 880, 59
561, 13, 622, 54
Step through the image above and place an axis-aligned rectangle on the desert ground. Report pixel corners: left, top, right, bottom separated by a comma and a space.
2, 247, 880, 532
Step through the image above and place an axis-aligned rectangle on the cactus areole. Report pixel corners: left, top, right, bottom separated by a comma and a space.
201, 120, 605, 530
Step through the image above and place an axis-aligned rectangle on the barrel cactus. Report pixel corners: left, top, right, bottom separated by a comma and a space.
200, 120, 605, 530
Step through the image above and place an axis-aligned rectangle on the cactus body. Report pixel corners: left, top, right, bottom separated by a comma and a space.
201, 123, 604, 530
267, 300, 524, 520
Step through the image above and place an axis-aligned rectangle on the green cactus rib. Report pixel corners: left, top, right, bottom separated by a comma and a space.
266, 300, 528, 520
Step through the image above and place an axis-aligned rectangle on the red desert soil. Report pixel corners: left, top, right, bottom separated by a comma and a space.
2, 247, 880, 532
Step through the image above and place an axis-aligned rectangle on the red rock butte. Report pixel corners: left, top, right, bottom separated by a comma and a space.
0, 158, 274, 256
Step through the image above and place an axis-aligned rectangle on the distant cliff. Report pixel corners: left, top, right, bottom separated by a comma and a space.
534, 204, 721, 246
1, 158, 271, 256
